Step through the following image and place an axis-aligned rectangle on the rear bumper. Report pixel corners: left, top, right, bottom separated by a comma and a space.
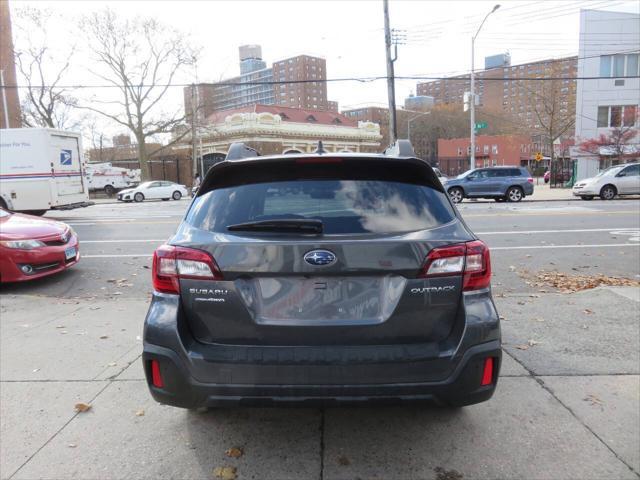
142, 291, 501, 408
143, 340, 501, 408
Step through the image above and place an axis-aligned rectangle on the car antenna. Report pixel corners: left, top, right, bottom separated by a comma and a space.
314, 141, 326, 154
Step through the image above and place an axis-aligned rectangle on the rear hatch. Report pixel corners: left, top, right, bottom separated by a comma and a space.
172, 155, 474, 346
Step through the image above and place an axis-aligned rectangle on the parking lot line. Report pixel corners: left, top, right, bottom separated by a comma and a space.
491, 243, 639, 250
478, 227, 638, 235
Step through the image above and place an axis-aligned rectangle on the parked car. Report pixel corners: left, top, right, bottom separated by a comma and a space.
117, 181, 188, 202
0, 208, 79, 283
143, 142, 501, 409
445, 166, 534, 203
572, 163, 640, 200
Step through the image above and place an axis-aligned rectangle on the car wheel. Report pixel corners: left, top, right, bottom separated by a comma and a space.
134, 192, 144, 203
581, 196, 594, 201
506, 186, 523, 202
448, 187, 464, 204
104, 184, 115, 196
599, 185, 616, 200
172, 191, 182, 201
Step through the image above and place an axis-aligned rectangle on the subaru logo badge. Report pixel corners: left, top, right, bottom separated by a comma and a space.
304, 249, 336, 266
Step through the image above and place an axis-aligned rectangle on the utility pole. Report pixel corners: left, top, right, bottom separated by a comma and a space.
383, 0, 397, 144
0, 70, 9, 128
191, 84, 198, 178
470, 4, 500, 170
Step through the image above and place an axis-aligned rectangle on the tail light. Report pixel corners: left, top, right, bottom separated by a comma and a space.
152, 244, 222, 294
419, 240, 491, 291
527, 177, 534, 183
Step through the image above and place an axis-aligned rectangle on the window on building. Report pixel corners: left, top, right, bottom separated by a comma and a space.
483, 145, 489, 154
492, 145, 498, 154
457, 147, 463, 156
600, 54, 640, 77
598, 105, 638, 128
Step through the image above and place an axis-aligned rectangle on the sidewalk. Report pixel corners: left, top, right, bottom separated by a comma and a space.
527, 183, 574, 201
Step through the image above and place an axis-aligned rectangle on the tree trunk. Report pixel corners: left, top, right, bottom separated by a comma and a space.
137, 136, 151, 180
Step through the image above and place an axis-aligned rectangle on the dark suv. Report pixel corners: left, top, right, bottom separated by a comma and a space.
143, 142, 501, 408
445, 166, 534, 203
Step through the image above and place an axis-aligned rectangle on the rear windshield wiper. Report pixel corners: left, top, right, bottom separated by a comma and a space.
226, 219, 323, 234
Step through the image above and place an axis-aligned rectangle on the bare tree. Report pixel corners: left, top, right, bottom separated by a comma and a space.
80, 9, 198, 179
13, 7, 78, 129
524, 63, 576, 164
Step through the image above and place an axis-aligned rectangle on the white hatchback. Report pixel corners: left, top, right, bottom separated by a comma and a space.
573, 163, 640, 200
117, 181, 189, 203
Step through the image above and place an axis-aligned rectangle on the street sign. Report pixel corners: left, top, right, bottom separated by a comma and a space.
475, 122, 487, 129
535, 152, 543, 161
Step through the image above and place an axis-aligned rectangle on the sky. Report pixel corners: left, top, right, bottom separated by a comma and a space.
10, 0, 640, 140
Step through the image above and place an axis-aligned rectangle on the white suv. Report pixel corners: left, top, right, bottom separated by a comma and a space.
573, 163, 640, 200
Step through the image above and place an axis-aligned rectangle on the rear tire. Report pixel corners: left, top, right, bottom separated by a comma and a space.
448, 187, 464, 204
134, 192, 144, 203
172, 191, 182, 200
506, 186, 523, 202
104, 184, 115, 196
599, 185, 616, 200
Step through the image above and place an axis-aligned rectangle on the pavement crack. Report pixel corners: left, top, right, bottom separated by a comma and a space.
8, 380, 113, 480
502, 349, 640, 478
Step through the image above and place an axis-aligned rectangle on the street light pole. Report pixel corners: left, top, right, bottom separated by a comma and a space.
470, 4, 500, 171
383, 0, 398, 144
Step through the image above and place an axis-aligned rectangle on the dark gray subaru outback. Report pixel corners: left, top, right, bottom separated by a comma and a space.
143, 141, 501, 408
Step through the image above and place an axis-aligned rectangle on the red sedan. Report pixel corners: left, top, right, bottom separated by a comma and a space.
0, 209, 80, 283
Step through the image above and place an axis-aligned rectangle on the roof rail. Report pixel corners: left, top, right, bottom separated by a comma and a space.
383, 139, 415, 157
226, 142, 260, 161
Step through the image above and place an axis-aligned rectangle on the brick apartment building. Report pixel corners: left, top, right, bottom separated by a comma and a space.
185, 46, 336, 122
437, 134, 533, 176
0, 0, 21, 128
417, 56, 577, 130
273, 55, 328, 110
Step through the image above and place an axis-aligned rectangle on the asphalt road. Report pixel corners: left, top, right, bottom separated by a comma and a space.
1, 197, 639, 480
2, 197, 638, 300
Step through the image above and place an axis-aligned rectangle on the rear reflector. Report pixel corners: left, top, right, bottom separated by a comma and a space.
481, 357, 494, 386
152, 245, 222, 294
150, 360, 164, 388
527, 177, 534, 183
419, 240, 491, 291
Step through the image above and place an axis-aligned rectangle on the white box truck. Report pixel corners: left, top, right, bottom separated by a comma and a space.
84, 162, 141, 196
0, 128, 90, 215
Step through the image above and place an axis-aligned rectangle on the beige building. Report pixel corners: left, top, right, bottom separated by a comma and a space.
177, 104, 381, 171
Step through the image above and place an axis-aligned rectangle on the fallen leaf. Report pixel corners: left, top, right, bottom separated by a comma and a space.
135, 409, 145, 417
337, 455, 351, 466
515, 344, 529, 350
107, 362, 117, 367
225, 447, 243, 458
213, 466, 237, 480
583, 394, 603, 406
583, 309, 594, 314
74, 402, 91, 413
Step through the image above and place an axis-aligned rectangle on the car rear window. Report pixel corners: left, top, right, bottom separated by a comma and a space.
186, 178, 456, 234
